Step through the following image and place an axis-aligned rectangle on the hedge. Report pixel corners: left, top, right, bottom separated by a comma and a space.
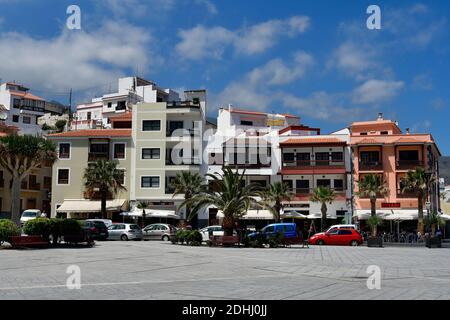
0, 220, 21, 244
23, 218, 82, 243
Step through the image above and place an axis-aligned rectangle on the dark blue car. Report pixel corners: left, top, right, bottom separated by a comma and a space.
248, 223, 298, 239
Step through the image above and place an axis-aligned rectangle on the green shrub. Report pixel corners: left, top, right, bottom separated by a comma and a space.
176, 230, 188, 244
187, 230, 202, 245
55, 120, 67, 132
23, 218, 52, 241
268, 232, 284, 248
0, 220, 21, 244
59, 219, 82, 236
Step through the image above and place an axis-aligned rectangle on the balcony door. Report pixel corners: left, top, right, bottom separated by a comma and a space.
360, 151, 380, 164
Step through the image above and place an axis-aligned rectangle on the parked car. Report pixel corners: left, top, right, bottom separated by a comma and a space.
308, 228, 363, 246
326, 224, 357, 233
142, 224, 176, 241
80, 220, 109, 240
199, 225, 225, 242
20, 209, 41, 226
108, 223, 143, 241
86, 219, 113, 228
248, 223, 298, 239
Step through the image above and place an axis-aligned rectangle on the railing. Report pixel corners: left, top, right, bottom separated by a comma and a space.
166, 158, 201, 166
88, 152, 110, 162
224, 162, 271, 169
166, 129, 199, 137
396, 189, 417, 198
165, 188, 175, 195
282, 160, 345, 168
288, 188, 346, 195
59, 152, 70, 159
18, 105, 45, 113
396, 160, 424, 170
359, 161, 383, 171
358, 192, 385, 199
167, 101, 201, 109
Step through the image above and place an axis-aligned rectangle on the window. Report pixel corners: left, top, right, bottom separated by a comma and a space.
90, 142, 109, 154
240, 120, 253, 126
59, 143, 70, 159
113, 143, 126, 159
13, 99, 21, 108
141, 176, 160, 188
360, 132, 368, 136
168, 121, 184, 135
283, 153, 295, 162
57, 169, 69, 185
399, 150, 419, 161
142, 148, 160, 159
331, 152, 343, 162
87, 112, 91, 120
338, 230, 352, 235
108, 102, 112, 108
12, 115, 19, 123
296, 180, 310, 192
22, 116, 31, 124
334, 179, 344, 190
315, 152, 329, 161
360, 151, 380, 163
142, 120, 161, 131
317, 179, 331, 188
297, 153, 311, 161
381, 131, 389, 135
264, 226, 275, 233
117, 101, 126, 110
43, 176, 52, 189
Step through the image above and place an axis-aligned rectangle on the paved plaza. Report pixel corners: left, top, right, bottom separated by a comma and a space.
1, 241, 450, 300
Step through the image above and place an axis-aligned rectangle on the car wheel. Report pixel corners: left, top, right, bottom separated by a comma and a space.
162, 235, 170, 242
120, 234, 128, 241
316, 239, 325, 245
350, 240, 359, 246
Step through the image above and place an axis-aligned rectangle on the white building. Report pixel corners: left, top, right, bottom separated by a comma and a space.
0, 82, 47, 135
72, 77, 180, 130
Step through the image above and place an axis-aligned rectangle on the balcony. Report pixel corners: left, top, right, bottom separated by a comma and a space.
29, 183, 41, 191
282, 160, 344, 168
359, 161, 383, 171
167, 101, 200, 109
358, 192, 385, 199
224, 162, 271, 169
17, 105, 45, 113
166, 128, 198, 137
396, 160, 424, 171
288, 188, 346, 196
166, 158, 201, 166
88, 152, 110, 162
0, 178, 4, 188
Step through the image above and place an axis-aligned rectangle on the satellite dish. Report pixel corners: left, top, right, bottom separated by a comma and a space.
0, 111, 7, 121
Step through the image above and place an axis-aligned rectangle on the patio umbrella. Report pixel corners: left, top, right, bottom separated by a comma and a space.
281, 211, 308, 219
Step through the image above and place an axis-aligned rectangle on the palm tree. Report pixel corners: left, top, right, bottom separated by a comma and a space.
401, 167, 434, 234
0, 135, 57, 225
137, 201, 149, 228
179, 168, 261, 236
424, 211, 445, 237
84, 160, 126, 219
356, 174, 389, 237
310, 186, 336, 231
260, 182, 293, 222
171, 171, 203, 226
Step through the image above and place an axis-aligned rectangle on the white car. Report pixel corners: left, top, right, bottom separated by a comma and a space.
199, 225, 238, 242
20, 209, 41, 226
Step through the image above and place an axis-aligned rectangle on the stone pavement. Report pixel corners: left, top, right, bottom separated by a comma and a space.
1, 241, 449, 300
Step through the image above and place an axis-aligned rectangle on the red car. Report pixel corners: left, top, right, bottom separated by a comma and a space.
308, 228, 363, 246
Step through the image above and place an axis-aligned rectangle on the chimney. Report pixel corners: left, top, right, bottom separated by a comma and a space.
406, 128, 410, 134
377, 112, 383, 121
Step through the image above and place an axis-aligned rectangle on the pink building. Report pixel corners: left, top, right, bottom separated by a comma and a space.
351, 114, 441, 223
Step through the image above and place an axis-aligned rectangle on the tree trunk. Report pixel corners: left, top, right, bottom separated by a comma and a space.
275, 202, 281, 223
417, 193, 424, 235
431, 224, 436, 237
101, 191, 107, 219
370, 197, 377, 237
10, 177, 22, 226
142, 210, 146, 229
321, 202, 327, 231
222, 213, 234, 236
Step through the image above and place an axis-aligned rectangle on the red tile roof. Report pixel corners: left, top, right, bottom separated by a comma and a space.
351, 138, 384, 145
9, 91, 45, 101
109, 112, 132, 122
280, 138, 346, 146
282, 114, 300, 119
48, 129, 131, 138
393, 137, 422, 144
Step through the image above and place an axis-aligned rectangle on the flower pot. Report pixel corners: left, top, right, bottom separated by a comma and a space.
425, 236, 442, 248
367, 236, 383, 248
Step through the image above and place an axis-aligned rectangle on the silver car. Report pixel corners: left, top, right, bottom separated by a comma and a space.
142, 224, 176, 241
108, 223, 143, 241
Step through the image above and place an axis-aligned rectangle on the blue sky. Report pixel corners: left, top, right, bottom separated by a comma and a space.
0, 0, 449, 153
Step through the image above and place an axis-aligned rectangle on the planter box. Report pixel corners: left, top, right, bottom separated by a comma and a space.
367, 236, 383, 248
425, 236, 442, 248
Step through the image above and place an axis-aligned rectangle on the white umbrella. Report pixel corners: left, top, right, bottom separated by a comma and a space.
281, 211, 308, 219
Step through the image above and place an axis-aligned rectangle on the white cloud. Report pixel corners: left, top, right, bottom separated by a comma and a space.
176, 16, 310, 60
194, 0, 218, 15
352, 79, 404, 104
0, 21, 156, 92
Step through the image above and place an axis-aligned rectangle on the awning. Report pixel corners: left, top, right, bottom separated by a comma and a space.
440, 214, 450, 221
307, 213, 338, 219
121, 209, 180, 219
216, 210, 275, 220
281, 211, 308, 219
56, 199, 127, 213
354, 209, 392, 220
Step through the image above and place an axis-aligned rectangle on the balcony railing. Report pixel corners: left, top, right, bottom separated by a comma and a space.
358, 192, 385, 199
29, 183, 41, 191
359, 161, 383, 171
288, 188, 346, 196
224, 162, 271, 169
18, 105, 45, 113
88, 152, 110, 162
166, 129, 198, 137
282, 160, 345, 168
166, 158, 201, 166
396, 160, 424, 170
167, 101, 201, 109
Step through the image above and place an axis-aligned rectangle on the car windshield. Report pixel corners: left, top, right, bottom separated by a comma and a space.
22, 212, 37, 218
94, 222, 106, 228
129, 225, 140, 230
